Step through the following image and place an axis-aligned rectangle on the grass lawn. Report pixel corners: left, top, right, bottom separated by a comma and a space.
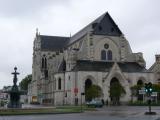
56, 105, 97, 111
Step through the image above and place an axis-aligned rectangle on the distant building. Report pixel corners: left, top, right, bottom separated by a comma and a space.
28, 12, 160, 105
0, 86, 11, 102
0, 90, 8, 100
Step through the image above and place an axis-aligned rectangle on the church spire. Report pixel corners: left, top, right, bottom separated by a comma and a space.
36, 28, 38, 36
36, 28, 40, 36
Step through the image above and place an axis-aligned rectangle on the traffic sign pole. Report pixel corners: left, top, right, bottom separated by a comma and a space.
144, 82, 156, 115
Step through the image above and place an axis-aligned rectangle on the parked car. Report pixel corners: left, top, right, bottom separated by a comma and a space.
86, 99, 103, 108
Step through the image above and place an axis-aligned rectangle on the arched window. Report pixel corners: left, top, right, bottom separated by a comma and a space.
85, 79, 92, 101
85, 79, 92, 90
137, 80, 143, 86
101, 50, 106, 60
42, 58, 45, 69
58, 78, 61, 90
44, 57, 47, 69
41, 56, 47, 69
44, 70, 48, 79
107, 50, 112, 60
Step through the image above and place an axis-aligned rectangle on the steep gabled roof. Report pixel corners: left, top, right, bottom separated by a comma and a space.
73, 60, 114, 71
40, 35, 69, 51
117, 62, 147, 72
148, 62, 160, 73
93, 12, 122, 36
39, 12, 123, 50
68, 12, 122, 45
73, 60, 147, 72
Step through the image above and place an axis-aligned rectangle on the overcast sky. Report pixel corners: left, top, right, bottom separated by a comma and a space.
0, 0, 159, 89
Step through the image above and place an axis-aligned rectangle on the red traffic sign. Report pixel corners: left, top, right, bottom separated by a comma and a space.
74, 88, 78, 93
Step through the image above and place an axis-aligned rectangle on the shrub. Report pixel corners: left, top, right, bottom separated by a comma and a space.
30, 101, 40, 105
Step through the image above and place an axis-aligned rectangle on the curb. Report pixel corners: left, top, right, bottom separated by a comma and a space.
0, 111, 84, 116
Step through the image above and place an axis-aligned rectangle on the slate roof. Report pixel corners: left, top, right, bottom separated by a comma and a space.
73, 60, 147, 72
117, 62, 147, 72
40, 35, 69, 51
93, 12, 122, 36
39, 12, 123, 50
148, 62, 160, 73
68, 12, 122, 45
73, 60, 114, 71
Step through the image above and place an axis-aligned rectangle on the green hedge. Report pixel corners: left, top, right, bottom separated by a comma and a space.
30, 101, 40, 105
128, 101, 160, 106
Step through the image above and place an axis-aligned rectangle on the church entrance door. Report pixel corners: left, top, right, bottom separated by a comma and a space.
85, 79, 92, 101
110, 77, 126, 105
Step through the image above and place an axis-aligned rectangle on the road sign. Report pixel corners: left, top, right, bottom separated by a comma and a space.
139, 89, 145, 94
141, 87, 145, 90
151, 92, 157, 97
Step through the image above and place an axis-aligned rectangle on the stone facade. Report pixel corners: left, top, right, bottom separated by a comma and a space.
28, 12, 160, 105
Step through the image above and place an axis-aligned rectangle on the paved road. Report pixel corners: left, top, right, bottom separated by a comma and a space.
0, 106, 160, 120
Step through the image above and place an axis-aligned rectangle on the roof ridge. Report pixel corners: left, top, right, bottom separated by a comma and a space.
40, 35, 69, 38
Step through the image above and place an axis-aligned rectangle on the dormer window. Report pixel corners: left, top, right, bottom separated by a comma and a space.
92, 23, 98, 28
111, 27, 114, 32
98, 26, 102, 31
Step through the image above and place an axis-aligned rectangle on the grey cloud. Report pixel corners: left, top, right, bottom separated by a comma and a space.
0, 0, 160, 88
0, 0, 71, 18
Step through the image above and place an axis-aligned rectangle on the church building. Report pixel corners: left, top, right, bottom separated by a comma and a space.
28, 12, 160, 105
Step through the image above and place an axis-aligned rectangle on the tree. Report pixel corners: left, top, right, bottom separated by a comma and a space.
131, 84, 160, 93
152, 84, 160, 101
19, 74, 32, 91
131, 84, 160, 102
131, 84, 144, 96
152, 84, 160, 92
85, 85, 102, 101
110, 82, 126, 105
130, 84, 143, 102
